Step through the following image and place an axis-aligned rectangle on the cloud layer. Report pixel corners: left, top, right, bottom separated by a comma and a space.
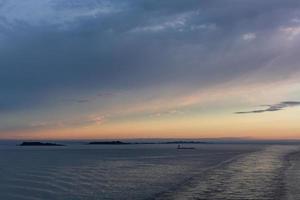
236, 101, 300, 114
1, 0, 300, 135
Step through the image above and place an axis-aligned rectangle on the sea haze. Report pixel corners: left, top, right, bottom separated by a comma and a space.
0, 143, 299, 200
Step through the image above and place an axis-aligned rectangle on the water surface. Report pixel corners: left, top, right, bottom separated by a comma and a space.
0, 144, 298, 200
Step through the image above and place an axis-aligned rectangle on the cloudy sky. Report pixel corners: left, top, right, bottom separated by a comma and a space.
1, 0, 300, 139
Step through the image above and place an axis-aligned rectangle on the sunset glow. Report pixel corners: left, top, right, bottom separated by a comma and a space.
1, 1, 300, 140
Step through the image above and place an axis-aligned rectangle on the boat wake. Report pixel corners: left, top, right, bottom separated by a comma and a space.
155, 145, 299, 200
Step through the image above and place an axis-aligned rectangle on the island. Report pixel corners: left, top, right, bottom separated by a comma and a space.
19, 142, 65, 146
88, 141, 130, 145
87, 140, 210, 145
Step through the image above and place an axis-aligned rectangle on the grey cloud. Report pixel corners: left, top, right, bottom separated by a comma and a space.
1, 0, 300, 116
235, 101, 300, 114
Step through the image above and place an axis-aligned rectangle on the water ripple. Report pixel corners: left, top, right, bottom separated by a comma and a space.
156, 145, 298, 200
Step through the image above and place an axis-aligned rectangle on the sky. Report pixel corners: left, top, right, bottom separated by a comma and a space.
1, 0, 300, 140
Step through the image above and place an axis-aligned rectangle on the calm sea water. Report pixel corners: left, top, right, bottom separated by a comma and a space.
0, 144, 298, 200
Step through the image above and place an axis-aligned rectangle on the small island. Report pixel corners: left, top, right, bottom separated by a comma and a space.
88, 141, 130, 145
19, 142, 65, 146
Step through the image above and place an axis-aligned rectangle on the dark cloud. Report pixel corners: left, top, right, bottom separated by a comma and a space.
235, 101, 300, 114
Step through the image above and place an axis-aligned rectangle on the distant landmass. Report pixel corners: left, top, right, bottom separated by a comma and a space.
163, 141, 208, 144
87, 140, 209, 145
88, 141, 130, 145
19, 142, 65, 146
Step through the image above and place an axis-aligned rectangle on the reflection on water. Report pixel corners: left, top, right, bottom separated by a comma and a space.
285, 150, 300, 200
0, 144, 298, 200
157, 145, 298, 200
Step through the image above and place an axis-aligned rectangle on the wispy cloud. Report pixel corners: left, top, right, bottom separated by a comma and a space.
151, 109, 184, 117
280, 25, 300, 40
62, 92, 114, 104
235, 101, 300, 114
0, 0, 122, 29
7, 115, 107, 132
97, 92, 114, 97
130, 11, 215, 33
242, 33, 256, 41
131, 14, 189, 33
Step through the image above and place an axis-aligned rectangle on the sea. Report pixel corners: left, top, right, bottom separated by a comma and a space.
0, 142, 299, 200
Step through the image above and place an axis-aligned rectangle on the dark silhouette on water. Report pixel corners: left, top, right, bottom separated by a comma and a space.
87, 140, 209, 145
88, 141, 130, 145
19, 142, 65, 146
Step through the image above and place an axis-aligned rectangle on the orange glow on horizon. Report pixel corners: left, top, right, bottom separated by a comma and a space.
3, 107, 300, 140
